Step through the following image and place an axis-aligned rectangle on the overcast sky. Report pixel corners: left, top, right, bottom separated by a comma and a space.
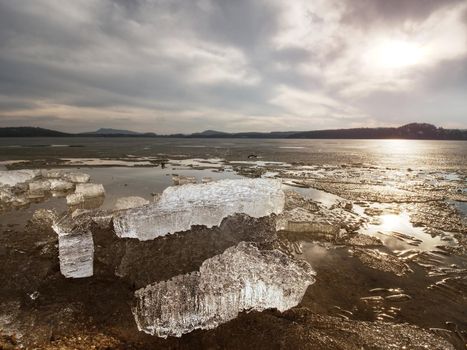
0, 0, 466, 133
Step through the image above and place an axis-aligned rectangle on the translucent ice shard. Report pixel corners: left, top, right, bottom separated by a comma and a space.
58, 231, 94, 278
66, 193, 85, 205
44, 169, 66, 179
49, 179, 74, 192
132, 242, 315, 338
28, 180, 51, 195
172, 175, 197, 185
63, 172, 91, 183
114, 179, 285, 240
52, 215, 94, 278
75, 183, 105, 198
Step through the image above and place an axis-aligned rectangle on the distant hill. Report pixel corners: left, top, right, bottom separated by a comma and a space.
78, 128, 157, 137
0, 127, 71, 137
290, 123, 467, 140
0, 123, 465, 140
81, 128, 142, 135
188, 131, 300, 139
190, 130, 229, 137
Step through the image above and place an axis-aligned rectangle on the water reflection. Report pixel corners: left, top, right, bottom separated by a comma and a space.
282, 184, 343, 207
371, 139, 424, 156
360, 211, 456, 252
450, 200, 467, 217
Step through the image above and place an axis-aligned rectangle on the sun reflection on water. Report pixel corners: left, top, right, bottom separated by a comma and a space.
379, 213, 411, 232
373, 139, 424, 156
360, 210, 456, 252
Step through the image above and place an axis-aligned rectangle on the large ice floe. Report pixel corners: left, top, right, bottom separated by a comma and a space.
114, 179, 285, 240
132, 242, 315, 338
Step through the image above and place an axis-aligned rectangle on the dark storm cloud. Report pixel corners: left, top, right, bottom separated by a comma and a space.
0, 0, 466, 132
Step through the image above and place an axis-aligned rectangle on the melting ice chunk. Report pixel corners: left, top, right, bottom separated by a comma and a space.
63, 172, 91, 183
0, 170, 38, 186
114, 179, 285, 240
132, 242, 315, 338
66, 193, 84, 205
49, 179, 74, 192
28, 180, 51, 195
58, 232, 94, 278
172, 175, 197, 186
75, 183, 105, 198
52, 215, 94, 278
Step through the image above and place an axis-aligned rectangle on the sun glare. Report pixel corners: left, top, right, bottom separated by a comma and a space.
369, 39, 424, 69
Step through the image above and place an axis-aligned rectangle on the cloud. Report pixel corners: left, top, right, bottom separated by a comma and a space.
341, 0, 465, 26
0, 0, 466, 133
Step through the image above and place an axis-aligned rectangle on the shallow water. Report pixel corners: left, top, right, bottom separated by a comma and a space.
282, 184, 344, 207
451, 200, 467, 216
83, 166, 242, 210
1, 137, 466, 169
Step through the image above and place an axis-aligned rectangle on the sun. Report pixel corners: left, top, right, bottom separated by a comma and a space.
368, 39, 424, 69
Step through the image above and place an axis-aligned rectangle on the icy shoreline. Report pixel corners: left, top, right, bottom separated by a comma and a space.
0, 159, 465, 348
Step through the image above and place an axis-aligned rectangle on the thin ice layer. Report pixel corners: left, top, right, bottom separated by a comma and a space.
133, 242, 315, 338
114, 179, 285, 240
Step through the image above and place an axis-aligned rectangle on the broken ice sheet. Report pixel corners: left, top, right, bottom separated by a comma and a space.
133, 242, 315, 338
276, 191, 365, 242
114, 179, 285, 240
